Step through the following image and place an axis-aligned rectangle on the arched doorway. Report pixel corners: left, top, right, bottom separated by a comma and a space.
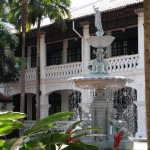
13, 93, 36, 120
49, 92, 61, 115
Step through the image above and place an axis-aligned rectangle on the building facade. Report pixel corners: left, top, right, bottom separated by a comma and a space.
0, 0, 146, 142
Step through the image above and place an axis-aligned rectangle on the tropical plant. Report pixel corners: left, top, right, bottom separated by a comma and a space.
0, 22, 19, 83
0, 111, 26, 148
144, 0, 150, 149
0, 111, 102, 150
7, 0, 28, 132
28, 0, 71, 120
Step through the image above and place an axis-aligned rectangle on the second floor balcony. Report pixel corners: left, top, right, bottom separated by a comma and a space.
25, 54, 139, 81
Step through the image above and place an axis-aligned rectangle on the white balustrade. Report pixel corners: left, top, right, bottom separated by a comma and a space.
107, 54, 139, 73
45, 62, 82, 79
50, 121, 76, 131
24, 55, 139, 80
24, 120, 75, 131
25, 68, 36, 81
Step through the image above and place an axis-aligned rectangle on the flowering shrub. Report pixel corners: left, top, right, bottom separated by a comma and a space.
0, 112, 102, 150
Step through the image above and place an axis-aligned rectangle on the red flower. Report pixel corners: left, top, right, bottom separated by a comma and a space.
65, 129, 72, 134
113, 131, 123, 150
65, 129, 79, 143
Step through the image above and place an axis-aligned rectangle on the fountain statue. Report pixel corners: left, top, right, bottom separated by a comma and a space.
93, 6, 104, 36
68, 6, 134, 150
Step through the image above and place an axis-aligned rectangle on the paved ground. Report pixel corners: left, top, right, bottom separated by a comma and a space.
133, 142, 147, 150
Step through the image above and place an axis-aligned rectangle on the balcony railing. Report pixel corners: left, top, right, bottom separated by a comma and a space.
45, 62, 82, 79
25, 68, 36, 80
107, 54, 139, 73
24, 120, 76, 131
24, 54, 139, 81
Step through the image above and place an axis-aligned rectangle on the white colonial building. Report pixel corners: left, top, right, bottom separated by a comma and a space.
0, 0, 146, 146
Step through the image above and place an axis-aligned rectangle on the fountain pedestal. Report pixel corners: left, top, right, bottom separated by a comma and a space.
90, 89, 112, 148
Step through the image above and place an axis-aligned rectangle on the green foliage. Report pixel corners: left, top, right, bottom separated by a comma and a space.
0, 112, 26, 149
0, 112, 26, 137
0, 22, 19, 83
28, 0, 71, 30
0, 112, 102, 150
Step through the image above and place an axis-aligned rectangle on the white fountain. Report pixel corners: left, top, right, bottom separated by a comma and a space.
69, 6, 134, 150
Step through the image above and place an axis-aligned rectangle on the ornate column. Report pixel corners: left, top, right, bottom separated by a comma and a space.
135, 8, 144, 69
62, 39, 68, 64
40, 33, 46, 79
80, 21, 90, 75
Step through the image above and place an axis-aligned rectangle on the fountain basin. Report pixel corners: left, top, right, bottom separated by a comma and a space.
68, 74, 133, 90
86, 36, 115, 48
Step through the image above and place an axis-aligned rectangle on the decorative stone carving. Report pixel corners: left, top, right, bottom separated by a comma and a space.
93, 6, 104, 36
91, 48, 108, 74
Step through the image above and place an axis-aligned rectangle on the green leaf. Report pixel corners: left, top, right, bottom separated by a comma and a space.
80, 144, 100, 150
73, 133, 105, 139
0, 125, 14, 136
44, 133, 70, 144
10, 137, 23, 150
0, 140, 6, 147
2, 138, 18, 150
68, 120, 83, 130
0, 112, 26, 120
21, 141, 45, 150
0, 120, 25, 136
24, 132, 45, 143
39, 132, 71, 150
33, 112, 73, 127
24, 112, 73, 136
72, 127, 103, 134
24, 123, 54, 136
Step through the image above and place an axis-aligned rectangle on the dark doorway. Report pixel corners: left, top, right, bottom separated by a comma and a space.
49, 92, 61, 115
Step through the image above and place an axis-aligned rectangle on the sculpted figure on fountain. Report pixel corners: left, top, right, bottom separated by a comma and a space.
93, 6, 104, 36
91, 48, 108, 74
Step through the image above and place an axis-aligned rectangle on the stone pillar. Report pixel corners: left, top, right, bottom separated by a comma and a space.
27, 94, 33, 120
80, 21, 90, 75
40, 95, 50, 119
62, 39, 68, 64
40, 33, 46, 79
27, 47, 31, 69
135, 101, 147, 138
61, 91, 69, 112
135, 9, 144, 69
106, 31, 112, 58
